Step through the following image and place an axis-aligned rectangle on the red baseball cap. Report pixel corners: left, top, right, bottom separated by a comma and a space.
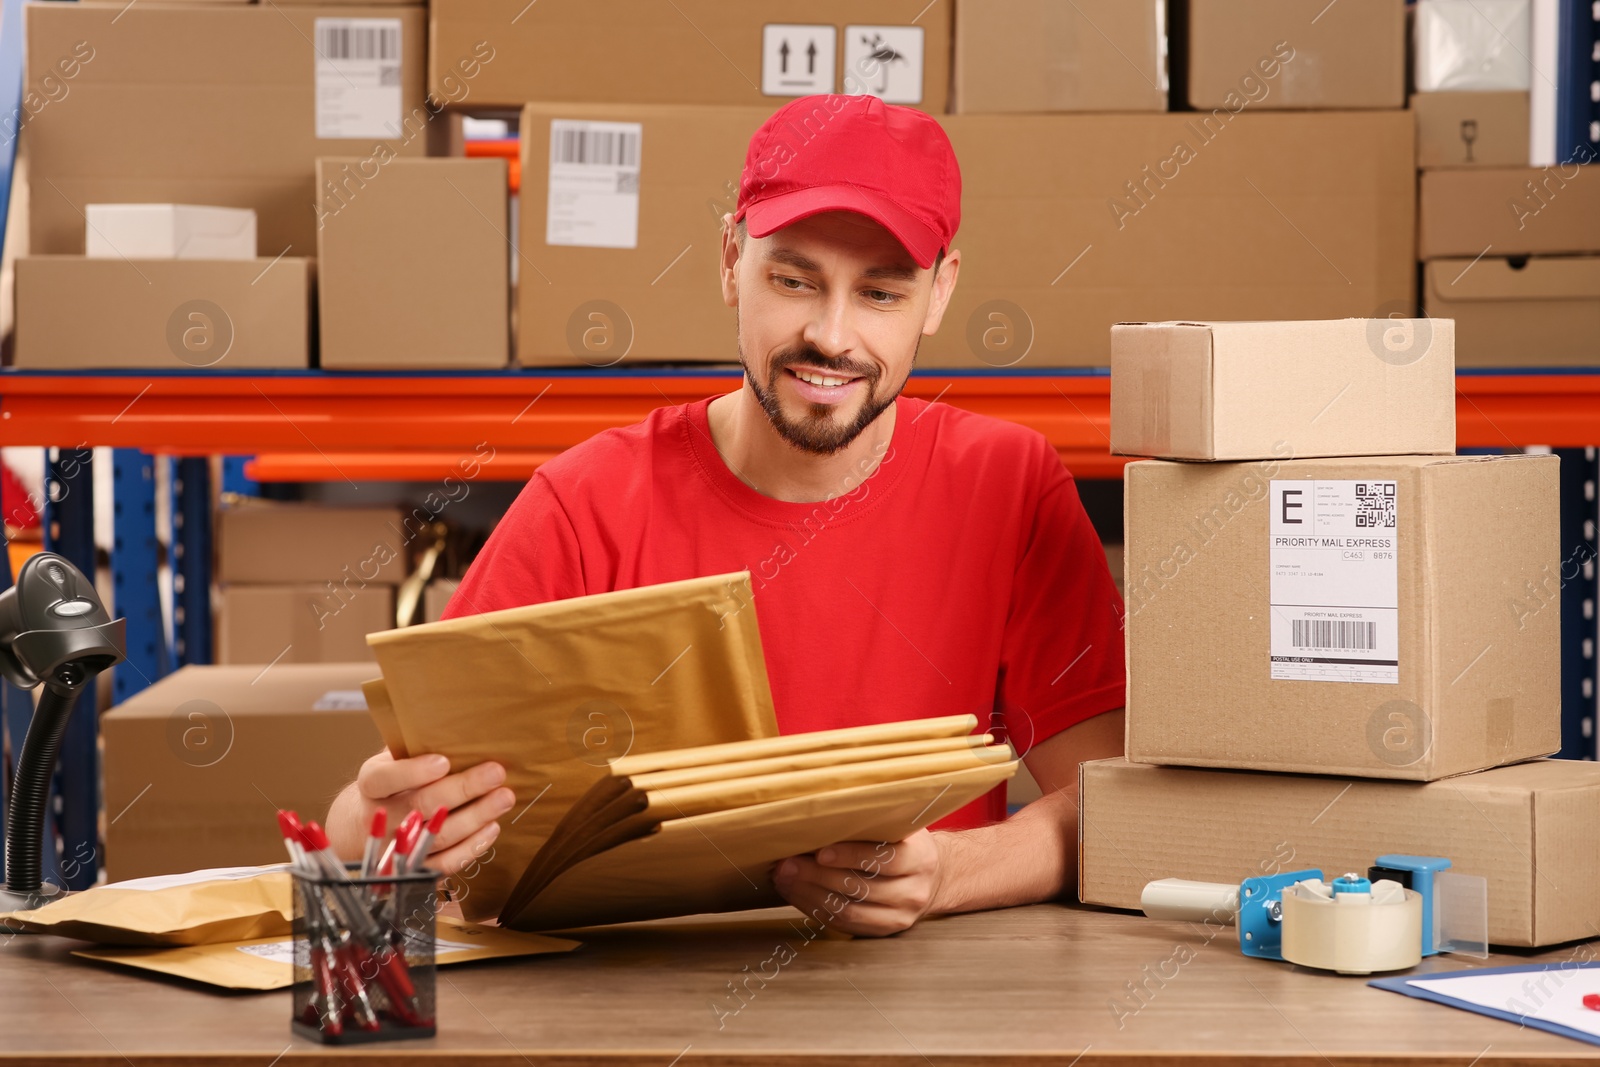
734, 94, 961, 270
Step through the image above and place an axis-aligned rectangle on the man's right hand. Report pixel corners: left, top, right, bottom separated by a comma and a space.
347, 750, 515, 875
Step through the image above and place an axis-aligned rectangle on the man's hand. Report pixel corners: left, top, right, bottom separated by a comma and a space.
771, 829, 945, 937
343, 749, 514, 875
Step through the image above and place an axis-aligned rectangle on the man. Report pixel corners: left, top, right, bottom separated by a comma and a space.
327, 94, 1125, 936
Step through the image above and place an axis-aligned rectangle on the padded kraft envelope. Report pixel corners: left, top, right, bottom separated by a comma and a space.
366, 571, 779, 922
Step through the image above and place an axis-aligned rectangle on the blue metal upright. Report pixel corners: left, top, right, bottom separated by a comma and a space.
220, 455, 259, 498
169, 457, 213, 666
35, 448, 99, 890
110, 449, 169, 702
1558, 448, 1599, 760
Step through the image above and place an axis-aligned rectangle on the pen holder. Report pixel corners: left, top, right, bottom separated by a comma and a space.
290, 864, 440, 1044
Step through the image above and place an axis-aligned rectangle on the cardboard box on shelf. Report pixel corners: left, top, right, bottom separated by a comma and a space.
1183, 0, 1405, 110
216, 504, 408, 585
1110, 319, 1456, 461
1419, 165, 1600, 257
951, 0, 1166, 113
1079, 757, 1600, 948
316, 158, 509, 369
432, 0, 951, 112
23, 4, 428, 260
1424, 256, 1600, 366
423, 578, 461, 623
1414, 0, 1531, 91
1124, 454, 1561, 780
218, 584, 396, 665
13, 256, 310, 369
517, 102, 764, 366
520, 106, 1415, 368
927, 110, 1415, 367
85, 205, 256, 260
102, 665, 383, 881
1412, 92, 1530, 168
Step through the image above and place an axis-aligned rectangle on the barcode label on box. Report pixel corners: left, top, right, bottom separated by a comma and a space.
314, 18, 403, 140
547, 120, 642, 249
1269, 479, 1400, 684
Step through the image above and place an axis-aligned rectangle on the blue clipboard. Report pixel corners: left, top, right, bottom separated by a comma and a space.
1371, 961, 1600, 1047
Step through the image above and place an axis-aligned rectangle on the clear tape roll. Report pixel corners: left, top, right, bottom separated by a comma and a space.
1280, 879, 1422, 975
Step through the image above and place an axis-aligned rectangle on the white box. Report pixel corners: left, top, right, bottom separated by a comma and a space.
1415, 0, 1532, 91
85, 204, 257, 260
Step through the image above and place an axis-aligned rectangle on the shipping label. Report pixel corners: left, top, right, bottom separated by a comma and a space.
1269, 479, 1399, 684
546, 120, 642, 249
314, 18, 404, 140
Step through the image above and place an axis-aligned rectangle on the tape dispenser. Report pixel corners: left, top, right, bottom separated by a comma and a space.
1141, 854, 1489, 975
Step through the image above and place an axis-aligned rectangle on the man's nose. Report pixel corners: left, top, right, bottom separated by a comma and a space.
802, 287, 858, 360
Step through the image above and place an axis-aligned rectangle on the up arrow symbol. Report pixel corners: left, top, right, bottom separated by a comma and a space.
779, 39, 790, 73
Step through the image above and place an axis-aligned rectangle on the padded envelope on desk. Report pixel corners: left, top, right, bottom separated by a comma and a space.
365, 572, 779, 922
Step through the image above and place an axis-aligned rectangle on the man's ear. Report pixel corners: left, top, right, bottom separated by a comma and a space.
920, 248, 961, 337
719, 214, 741, 309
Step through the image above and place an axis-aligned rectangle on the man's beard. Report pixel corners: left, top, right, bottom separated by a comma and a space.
739, 330, 916, 456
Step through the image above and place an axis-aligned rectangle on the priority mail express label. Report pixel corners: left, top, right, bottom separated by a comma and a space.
1269, 480, 1399, 684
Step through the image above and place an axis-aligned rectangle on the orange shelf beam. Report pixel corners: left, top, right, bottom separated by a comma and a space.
0, 371, 1114, 454
242, 447, 1132, 482
3, 370, 1598, 460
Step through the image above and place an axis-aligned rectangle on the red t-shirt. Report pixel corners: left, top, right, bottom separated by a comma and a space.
443, 395, 1126, 829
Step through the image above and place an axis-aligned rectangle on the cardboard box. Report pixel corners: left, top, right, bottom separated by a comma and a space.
1184, 0, 1405, 110
85, 204, 257, 260
316, 158, 509, 369
1425, 256, 1600, 366
1419, 166, 1600, 257
1124, 454, 1561, 780
518, 102, 764, 366
433, 0, 951, 112
1412, 92, 1530, 168
218, 584, 396, 664
926, 110, 1416, 367
1111, 319, 1456, 461
23, 4, 428, 260
13, 256, 310, 369
519, 106, 1416, 368
103, 664, 382, 881
423, 578, 461, 623
1415, 0, 1531, 91
1079, 758, 1600, 948
951, 0, 1166, 113
217, 504, 408, 585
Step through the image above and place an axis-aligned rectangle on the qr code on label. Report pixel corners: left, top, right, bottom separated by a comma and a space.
1354, 481, 1397, 528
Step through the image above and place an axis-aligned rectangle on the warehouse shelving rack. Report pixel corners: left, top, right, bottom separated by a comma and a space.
2, 364, 1598, 889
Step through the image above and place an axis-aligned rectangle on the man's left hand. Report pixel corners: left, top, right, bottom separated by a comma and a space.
771, 829, 945, 937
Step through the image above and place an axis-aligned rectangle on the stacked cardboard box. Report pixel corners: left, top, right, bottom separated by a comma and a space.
1418, 167, 1600, 365
215, 504, 408, 665
15, 2, 432, 369
1090, 317, 1591, 947
1409, 0, 1598, 365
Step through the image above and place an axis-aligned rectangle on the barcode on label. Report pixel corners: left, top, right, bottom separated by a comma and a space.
1354, 481, 1397, 529
317, 22, 400, 61
553, 127, 641, 168
1291, 619, 1377, 650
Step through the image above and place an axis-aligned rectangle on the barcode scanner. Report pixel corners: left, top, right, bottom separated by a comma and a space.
0, 552, 126, 914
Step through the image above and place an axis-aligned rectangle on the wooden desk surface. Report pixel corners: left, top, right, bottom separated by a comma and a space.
2, 902, 1596, 1065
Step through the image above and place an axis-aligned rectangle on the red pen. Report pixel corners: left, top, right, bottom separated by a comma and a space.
404, 807, 448, 874
361, 810, 387, 879
379, 811, 423, 876
301, 822, 427, 1027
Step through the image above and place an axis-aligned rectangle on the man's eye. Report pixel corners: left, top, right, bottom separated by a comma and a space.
865, 289, 899, 304
776, 276, 807, 290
